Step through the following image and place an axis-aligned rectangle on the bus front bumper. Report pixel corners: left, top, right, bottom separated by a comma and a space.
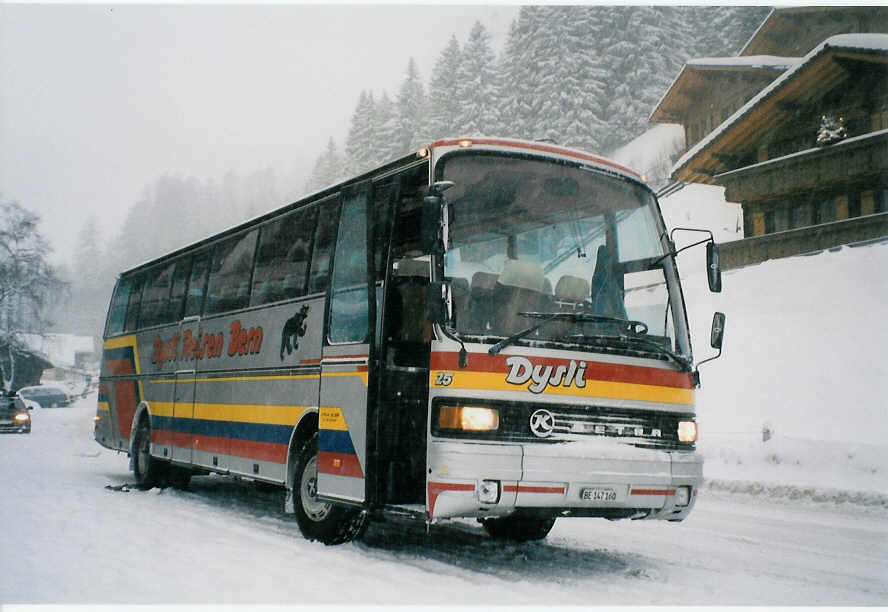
427, 439, 703, 522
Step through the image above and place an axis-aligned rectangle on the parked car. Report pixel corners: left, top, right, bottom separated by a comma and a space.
16, 385, 71, 408
0, 391, 31, 434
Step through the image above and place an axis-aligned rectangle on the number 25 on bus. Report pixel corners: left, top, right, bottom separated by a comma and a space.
95, 138, 726, 544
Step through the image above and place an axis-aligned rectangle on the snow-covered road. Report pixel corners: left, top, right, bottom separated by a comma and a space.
1, 397, 886, 605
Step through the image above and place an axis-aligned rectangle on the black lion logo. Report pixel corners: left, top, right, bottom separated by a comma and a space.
280, 304, 310, 360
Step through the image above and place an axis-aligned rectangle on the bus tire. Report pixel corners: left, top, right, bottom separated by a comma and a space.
293, 433, 368, 545
132, 416, 166, 489
480, 513, 556, 542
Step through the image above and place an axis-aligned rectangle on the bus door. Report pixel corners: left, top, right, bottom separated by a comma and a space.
317, 183, 377, 504
170, 252, 210, 466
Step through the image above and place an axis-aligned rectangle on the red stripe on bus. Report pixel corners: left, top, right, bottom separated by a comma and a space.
430, 352, 694, 389
427, 481, 475, 517
165, 432, 288, 464
428, 138, 642, 179
106, 358, 137, 439
317, 451, 364, 478
504, 485, 566, 495
630, 488, 675, 496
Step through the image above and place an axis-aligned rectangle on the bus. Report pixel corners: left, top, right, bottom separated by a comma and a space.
95, 137, 725, 545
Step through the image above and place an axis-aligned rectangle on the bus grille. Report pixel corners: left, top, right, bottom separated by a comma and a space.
433, 399, 695, 451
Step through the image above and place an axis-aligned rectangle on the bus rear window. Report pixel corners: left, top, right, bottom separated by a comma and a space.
106, 278, 133, 335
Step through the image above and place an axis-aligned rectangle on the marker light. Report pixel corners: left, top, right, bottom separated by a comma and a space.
677, 420, 697, 443
458, 139, 473, 148
439, 405, 499, 431
417, 148, 429, 159
478, 480, 501, 504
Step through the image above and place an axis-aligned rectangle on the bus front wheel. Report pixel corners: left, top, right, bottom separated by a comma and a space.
293, 433, 368, 545
480, 513, 556, 542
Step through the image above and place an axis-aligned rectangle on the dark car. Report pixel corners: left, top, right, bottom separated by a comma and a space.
0, 391, 31, 434
16, 385, 70, 408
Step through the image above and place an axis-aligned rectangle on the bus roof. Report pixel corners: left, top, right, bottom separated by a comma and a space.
119, 138, 647, 277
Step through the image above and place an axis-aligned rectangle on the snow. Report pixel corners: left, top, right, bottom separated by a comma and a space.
685, 55, 800, 69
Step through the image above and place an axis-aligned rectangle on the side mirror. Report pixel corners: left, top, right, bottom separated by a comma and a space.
420, 194, 441, 254
710, 311, 725, 350
694, 311, 725, 387
706, 242, 722, 293
420, 181, 455, 253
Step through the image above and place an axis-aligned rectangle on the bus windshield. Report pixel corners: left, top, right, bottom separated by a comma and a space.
439, 152, 691, 362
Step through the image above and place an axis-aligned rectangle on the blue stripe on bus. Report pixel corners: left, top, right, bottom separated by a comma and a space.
151, 415, 292, 445
318, 428, 357, 455
103, 346, 136, 363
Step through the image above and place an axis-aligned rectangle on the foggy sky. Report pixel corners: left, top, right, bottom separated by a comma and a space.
0, 4, 517, 266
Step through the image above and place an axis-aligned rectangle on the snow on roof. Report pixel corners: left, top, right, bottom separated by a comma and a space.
21, 333, 95, 369
672, 33, 888, 176
685, 55, 800, 70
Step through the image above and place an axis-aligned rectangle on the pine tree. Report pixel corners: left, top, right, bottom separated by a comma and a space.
426, 35, 463, 139
306, 137, 344, 193
373, 91, 400, 164
345, 90, 377, 175
455, 22, 499, 137
395, 59, 427, 153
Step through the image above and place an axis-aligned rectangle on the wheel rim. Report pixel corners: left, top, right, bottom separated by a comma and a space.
300, 455, 332, 522
136, 424, 150, 477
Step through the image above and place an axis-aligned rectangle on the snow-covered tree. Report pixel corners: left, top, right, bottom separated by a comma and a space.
426, 35, 463, 139
345, 90, 377, 175
455, 22, 500, 137
373, 91, 400, 164
306, 137, 344, 193
0, 200, 65, 390
395, 58, 427, 153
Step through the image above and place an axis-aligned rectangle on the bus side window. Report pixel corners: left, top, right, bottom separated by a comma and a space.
308, 197, 341, 295
205, 229, 259, 315
329, 192, 369, 344
251, 206, 318, 306
167, 256, 192, 323
106, 278, 134, 336
123, 275, 145, 332
184, 252, 210, 318
139, 262, 175, 328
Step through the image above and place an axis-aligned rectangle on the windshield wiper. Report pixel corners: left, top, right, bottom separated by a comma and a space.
488, 311, 647, 356
590, 333, 692, 370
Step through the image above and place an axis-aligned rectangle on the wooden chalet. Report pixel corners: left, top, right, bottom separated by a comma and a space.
651, 7, 888, 268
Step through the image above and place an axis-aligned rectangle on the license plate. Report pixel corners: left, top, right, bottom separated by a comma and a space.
0, 420, 12, 425
581, 487, 617, 502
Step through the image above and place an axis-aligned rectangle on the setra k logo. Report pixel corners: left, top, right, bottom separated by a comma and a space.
529, 408, 556, 438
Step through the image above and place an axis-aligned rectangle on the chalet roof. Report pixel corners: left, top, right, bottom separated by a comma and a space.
672, 34, 888, 185
739, 6, 888, 57
650, 56, 798, 124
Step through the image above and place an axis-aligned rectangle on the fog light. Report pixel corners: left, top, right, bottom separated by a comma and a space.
477, 480, 500, 504
674, 486, 691, 507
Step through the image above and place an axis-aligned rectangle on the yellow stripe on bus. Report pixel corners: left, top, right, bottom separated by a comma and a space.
319, 406, 348, 431
429, 370, 694, 406
97, 402, 110, 413
149, 400, 311, 426
148, 372, 366, 385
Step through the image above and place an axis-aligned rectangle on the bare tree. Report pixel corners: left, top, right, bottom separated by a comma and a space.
0, 199, 66, 390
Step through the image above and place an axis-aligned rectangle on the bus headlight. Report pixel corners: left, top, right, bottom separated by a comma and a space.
14, 413, 30, 423
438, 405, 499, 431
677, 420, 697, 443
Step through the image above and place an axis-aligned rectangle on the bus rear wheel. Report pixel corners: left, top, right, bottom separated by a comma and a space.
293, 433, 367, 545
132, 416, 165, 489
480, 513, 556, 542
